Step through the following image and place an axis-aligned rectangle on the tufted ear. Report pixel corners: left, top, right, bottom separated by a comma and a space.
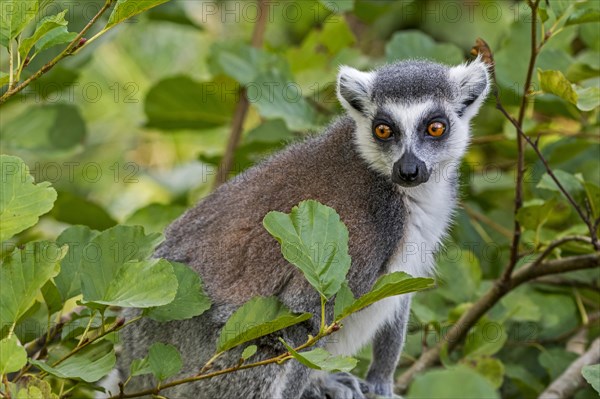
448, 57, 490, 120
337, 65, 375, 117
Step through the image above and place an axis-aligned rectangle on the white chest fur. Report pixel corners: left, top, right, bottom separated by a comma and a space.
327, 177, 455, 356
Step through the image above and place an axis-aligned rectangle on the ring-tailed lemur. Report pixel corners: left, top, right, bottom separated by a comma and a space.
112, 58, 489, 398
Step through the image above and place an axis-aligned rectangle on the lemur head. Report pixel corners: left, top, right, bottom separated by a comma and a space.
337, 59, 490, 187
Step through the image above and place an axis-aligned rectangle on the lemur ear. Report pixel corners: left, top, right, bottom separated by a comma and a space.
337, 66, 375, 117
448, 57, 490, 120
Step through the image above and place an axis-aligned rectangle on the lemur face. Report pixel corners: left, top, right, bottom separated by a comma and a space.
337, 59, 490, 187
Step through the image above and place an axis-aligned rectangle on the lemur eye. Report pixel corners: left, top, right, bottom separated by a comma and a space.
427, 121, 446, 137
374, 124, 393, 140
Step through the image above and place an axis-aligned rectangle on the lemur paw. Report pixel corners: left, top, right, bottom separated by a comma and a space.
303, 372, 369, 399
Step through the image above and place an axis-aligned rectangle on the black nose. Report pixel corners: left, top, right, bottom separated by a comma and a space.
399, 163, 419, 182
392, 152, 429, 187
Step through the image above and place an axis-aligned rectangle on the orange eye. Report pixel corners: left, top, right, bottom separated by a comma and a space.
374, 124, 393, 140
427, 121, 446, 137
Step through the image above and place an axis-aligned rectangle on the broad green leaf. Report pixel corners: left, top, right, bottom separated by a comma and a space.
583, 182, 600, 218
575, 86, 600, 111
2, 104, 87, 152
34, 26, 77, 53
407, 366, 500, 399
565, 7, 600, 26
217, 296, 312, 352
0, 0, 39, 47
145, 76, 236, 130
85, 258, 178, 308
105, 0, 171, 29
124, 203, 185, 234
54, 225, 99, 301
144, 261, 211, 322
436, 250, 481, 304
0, 336, 26, 374
209, 42, 281, 86
130, 357, 151, 377
263, 200, 351, 299
147, 343, 182, 382
516, 198, 557, 231
0, 155, 57, 242
41, 281, 62, 315
241, 345, 258, 361
333, 281, 355, 320
248, 69, 317, 130
18, 10, 68, 60
385, 30, 463, 65
0, 242, 66, 338
146, 1, 202, 28
319, 0, 354, 13
538, 69, 578, 104
30, 340, 115, 383
464, 357, 505, 389
582, 364, 600, 393
539, 348, 578, 380
335, 272, 434, 321
51, 192, 117, 231
537, 170, 586, 204
79, 225, 162, 302
463, 322, 508, 358
280, 341, 357, 372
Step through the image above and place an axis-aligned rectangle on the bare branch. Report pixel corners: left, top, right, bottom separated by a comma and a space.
214, 0, 269, 187
538, 337, 600, 399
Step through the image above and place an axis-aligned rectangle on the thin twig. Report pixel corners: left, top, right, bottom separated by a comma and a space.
0, 0, 114, 104
531, 236, 592, 268
463, 204, 513, 239
214, 0, 269, 187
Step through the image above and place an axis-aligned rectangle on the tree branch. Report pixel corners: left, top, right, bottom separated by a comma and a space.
395, 253, 600, 393
538, 337, 600, 399
214, 0, 269, 187
0, 0, 114, 104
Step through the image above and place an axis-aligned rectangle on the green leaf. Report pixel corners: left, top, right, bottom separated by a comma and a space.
407, 365, 500, 399
144, 76, 236, 130
565, 7, 600, 26
2, 104, 87, 152
539, 348, 578, 380
0, 0, 40, 48
34, 26, 77, 53
78, 225, 162, 302
0, 155, 57, 242
582, 364, 600, 393
263, 200, 351, 299
209, 42, 281, 86
385, 30, 464, 65
14, 377, 58, 399
280, 341, 357, 372
463, 321, 508, 358
537, 170, 586, 203
241, 345, 258, 361
538, 69, 578, 104
124, 203, 185, 234
319, 0, 355, 13
0, 71, 8, 87
105, 0, 171, 29
144, 261, 211, 322
51, 192, 117, 231
463, 356, 505, 389
54, 225, 99, 301
436, 250, 481, 304
248, 69, 317, 130
335, 272, 434, 321
575, 86, 600, 111
147, 343, 182, 382
41, 281, 63, 315
130, 357, 151, 377
333, 281, 355, 320
0, 336, 26, 374
18, 10, 69, 60
0, 242, 66, 338
516, 198, 557, 231
217, 296, 312, 352
30, 340, 115, 383
86, 258, 178, 308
